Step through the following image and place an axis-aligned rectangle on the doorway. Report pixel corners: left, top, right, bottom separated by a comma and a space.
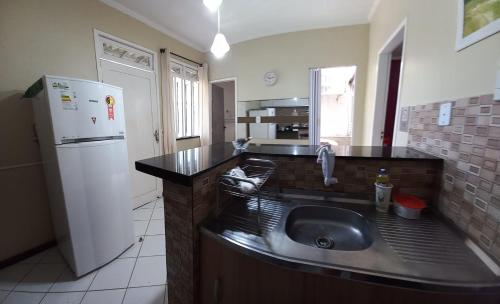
383, 46, 402, 146
211, 78, 236, 144
372, 20, 406, 146
319, 66, 356, 146
94, 30, 162, 208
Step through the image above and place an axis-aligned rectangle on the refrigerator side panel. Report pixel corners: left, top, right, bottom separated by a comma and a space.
31, 81, 77, 269
55, 140, 134, 276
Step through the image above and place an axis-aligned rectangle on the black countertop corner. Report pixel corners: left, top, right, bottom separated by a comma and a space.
135, 143, 441, 185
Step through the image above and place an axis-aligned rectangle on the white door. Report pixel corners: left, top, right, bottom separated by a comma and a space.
99, 60, 162, 208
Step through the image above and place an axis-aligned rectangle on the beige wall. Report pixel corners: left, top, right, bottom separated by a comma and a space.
208, 25, 370, 145
364, 0, 500, 145
177, 137, 201, 151
0, 0, 204, 261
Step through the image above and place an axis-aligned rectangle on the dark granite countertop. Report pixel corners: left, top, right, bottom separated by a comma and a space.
135, 143, 441, 185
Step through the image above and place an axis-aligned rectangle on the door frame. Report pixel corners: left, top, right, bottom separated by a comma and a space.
318, 65, 358, 145
93, 29, 163, 204
210, 77, 238, 141
371, 19, 407, 146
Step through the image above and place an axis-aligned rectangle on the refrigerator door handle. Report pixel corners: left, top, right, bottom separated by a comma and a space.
57, 139, 122, 149
154, 129, 159, 143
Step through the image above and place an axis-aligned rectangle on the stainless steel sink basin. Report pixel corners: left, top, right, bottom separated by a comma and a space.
285, 206, 373, 251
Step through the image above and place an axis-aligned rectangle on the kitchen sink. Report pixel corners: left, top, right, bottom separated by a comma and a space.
285, 206, 373, 251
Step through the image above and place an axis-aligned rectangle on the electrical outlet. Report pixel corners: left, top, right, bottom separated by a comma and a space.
438, 102, 452, 126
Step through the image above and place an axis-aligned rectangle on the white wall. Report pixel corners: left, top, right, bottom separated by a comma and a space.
0, 0, 204, 261
208, 25, 369, 145
364, 0, 500, 145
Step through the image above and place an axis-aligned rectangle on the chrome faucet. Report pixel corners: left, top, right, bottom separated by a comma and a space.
316, 145, 338, 186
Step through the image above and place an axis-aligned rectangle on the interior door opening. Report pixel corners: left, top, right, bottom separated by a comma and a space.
319, 66, 356, 146
211, 79, 236, 144
371, 20, 406, 147
382, 44, 402, 147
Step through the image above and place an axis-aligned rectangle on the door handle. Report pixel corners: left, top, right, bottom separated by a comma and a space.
154, 129, 159, 143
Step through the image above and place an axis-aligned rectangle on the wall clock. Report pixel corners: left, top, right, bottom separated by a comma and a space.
264, 72, 278, 86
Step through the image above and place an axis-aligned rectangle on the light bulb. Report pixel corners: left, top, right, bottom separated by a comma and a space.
210, 33, 230, 59
203, 0, 223, 12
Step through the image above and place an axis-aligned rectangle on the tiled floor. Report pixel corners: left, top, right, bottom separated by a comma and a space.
0, 198, 167, 304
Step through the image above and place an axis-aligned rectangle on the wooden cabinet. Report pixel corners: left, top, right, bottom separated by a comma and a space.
200, 234, 500, 304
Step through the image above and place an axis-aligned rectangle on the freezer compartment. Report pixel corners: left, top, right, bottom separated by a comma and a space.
55, 139, 134, 276
43, 76, 126, 145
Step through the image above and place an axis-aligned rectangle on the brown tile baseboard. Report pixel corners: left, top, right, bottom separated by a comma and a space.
0, 240, 56, 270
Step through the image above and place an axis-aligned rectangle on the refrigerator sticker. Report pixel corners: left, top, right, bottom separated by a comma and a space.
52, 81, 70, 90
105, 95, 115, 120
55, 81, 78, 110
60, 92, 78, 110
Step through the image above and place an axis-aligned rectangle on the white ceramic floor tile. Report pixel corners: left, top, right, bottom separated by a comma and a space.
0, 290, 9, 302
134, 221, 149, 236
119, 237, 143, 259
15, 263, 65, 292
3, 291, 45, 304
133, 209, 153, 221
39, 251, 65, 264
50, 268, 97, 292
139, 235, 165, 257
40, 292, 85, 304
44, 247, 60, 256
146, 220, 165, 236
123, 285, 165, 304
137, 202, 155, 209
0, 263, 34, 291
88, 258, 135, 290
151, 208, 164, 220
164, 285, 168, 304
19, 250, 47, 264
154, 200, 164, 209
81, 289, 126, 304
129, 256, 166, 287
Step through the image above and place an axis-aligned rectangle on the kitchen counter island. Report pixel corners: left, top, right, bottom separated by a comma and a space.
135, 143, 443, 304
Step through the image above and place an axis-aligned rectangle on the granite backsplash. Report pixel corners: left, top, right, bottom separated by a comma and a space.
407, 94, 500, 263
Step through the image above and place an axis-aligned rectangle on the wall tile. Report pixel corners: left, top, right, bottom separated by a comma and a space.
407, 94, 500, 264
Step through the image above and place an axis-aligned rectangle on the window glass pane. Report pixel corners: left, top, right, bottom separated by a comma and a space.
185, 79, 192, 137
171, 60, 200, 139
175, 76, 184, 138
193, 81, 199, 136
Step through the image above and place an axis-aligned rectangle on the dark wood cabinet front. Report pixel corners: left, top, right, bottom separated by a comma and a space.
200, 234, 500, 304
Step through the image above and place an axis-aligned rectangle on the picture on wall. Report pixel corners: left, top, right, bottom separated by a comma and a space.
456, 0, 500, 50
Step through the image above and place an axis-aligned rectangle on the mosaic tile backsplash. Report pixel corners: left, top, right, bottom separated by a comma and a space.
407, 94, 500, 263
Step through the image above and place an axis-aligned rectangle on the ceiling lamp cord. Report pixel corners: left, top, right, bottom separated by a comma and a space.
209, 4, 230, 58
217, 8, 221, 33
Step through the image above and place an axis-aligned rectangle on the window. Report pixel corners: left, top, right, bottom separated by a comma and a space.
171, 61, 200, 138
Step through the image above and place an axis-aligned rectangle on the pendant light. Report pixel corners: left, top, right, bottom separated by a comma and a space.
210, 8, 230, 59
203, 0, 222, 12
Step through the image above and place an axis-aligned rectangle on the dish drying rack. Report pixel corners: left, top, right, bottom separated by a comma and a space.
216, 158, 278, 233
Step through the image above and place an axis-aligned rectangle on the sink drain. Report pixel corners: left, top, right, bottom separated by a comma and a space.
315, 236, 334, 249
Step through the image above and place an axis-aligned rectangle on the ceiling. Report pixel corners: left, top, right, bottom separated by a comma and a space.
101, 0, 377, 52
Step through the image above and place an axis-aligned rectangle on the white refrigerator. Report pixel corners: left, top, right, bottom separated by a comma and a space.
249, 108, 276, 139
28, 75, 134, 276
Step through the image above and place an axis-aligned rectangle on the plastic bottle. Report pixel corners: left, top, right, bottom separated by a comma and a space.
375, 168, 390, 186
